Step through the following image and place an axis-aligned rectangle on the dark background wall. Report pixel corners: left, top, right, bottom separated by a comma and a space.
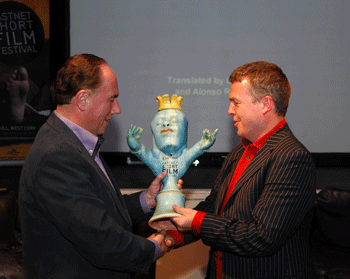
2, 153, 349, 192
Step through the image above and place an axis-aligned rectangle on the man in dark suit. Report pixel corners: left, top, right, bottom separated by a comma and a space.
170, 61, 316, 278
19, 54, 179, 279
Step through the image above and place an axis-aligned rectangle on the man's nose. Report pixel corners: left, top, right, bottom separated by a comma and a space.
228, 104, 234, 115
112, 99, 121, 114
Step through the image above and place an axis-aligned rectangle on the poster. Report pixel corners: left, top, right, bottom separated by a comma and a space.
0, 0, 50, 164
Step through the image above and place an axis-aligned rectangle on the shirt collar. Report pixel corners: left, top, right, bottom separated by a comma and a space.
54, 111, 103, 158
242, 118, 286, 149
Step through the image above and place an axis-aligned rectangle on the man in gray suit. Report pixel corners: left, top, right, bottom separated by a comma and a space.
170, 61, 316, 278
19, 54, 179, 279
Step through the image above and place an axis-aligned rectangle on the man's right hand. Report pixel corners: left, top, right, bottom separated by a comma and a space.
148, 230, 175, 258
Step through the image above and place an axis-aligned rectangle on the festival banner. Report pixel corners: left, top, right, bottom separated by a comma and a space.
0, 0, 50, 164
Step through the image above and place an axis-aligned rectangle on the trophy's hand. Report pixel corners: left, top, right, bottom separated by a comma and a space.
127, 124, 143, 152
200, 128, 218, 150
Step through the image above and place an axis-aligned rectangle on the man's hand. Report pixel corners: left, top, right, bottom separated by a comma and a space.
127, 125, 143, 152
165, 233, 176, 247
170, 205, 198, 232
148, 230, 175, 258
146, 172, 183, 209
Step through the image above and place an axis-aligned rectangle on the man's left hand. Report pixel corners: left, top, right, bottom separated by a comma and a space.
170, 205, 197, 232
146, 171, 183, 209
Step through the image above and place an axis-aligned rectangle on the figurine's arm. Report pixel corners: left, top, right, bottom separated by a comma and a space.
199, 128, 219, 150
186, 129, 219, 161
127, 125, 161, 175
127, 125, 145, 154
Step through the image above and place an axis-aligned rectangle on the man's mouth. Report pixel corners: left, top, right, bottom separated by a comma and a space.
161, 128, 173, 134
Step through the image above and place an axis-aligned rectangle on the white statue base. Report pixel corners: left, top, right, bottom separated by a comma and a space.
149, 190, 185, 230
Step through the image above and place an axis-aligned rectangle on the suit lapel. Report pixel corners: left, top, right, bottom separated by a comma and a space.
214, 148, 242, 214
100, 158, 132, 225
84, 154, 133, 227
220, 124, 291, 211
231, 145, 272, 196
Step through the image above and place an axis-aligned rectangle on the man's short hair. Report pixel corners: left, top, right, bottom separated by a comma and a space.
229, 61, 291, 117
51, 54, 107, 105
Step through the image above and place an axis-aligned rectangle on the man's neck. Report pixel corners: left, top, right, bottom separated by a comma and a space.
56, 105, 82, 128
56, 105, 70, 118
248, 115, 285, 143
263, 116, 285, 134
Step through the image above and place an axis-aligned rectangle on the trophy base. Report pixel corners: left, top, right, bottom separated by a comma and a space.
149, 190, 185, 230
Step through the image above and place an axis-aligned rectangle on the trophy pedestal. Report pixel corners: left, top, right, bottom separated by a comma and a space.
149, 190, 185, 230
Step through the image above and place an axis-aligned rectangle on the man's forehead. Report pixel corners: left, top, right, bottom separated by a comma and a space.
229, 80, 250, 98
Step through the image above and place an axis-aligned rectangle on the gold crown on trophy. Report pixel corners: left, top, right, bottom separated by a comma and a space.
156, 94, 183, 111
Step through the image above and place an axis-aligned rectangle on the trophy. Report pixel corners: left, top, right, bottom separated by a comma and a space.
127, 94, 218, 230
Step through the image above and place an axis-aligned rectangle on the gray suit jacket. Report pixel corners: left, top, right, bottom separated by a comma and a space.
185, 123, 316, 279
19, 113, 155, 279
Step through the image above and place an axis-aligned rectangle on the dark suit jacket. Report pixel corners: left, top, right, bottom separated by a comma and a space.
19, 113, 155, 279
185, 123, 316, 279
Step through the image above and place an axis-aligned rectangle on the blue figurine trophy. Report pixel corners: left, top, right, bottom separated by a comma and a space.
127, 94, 218, 230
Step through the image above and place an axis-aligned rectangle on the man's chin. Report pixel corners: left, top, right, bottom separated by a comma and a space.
236, 130, 244, 138
98, 126, 108, 136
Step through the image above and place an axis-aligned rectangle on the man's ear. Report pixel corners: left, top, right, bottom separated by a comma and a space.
76, 90, 90, 111
261, 95, 274, 115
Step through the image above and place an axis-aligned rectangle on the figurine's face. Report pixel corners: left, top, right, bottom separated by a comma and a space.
151, 109, 188, 154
